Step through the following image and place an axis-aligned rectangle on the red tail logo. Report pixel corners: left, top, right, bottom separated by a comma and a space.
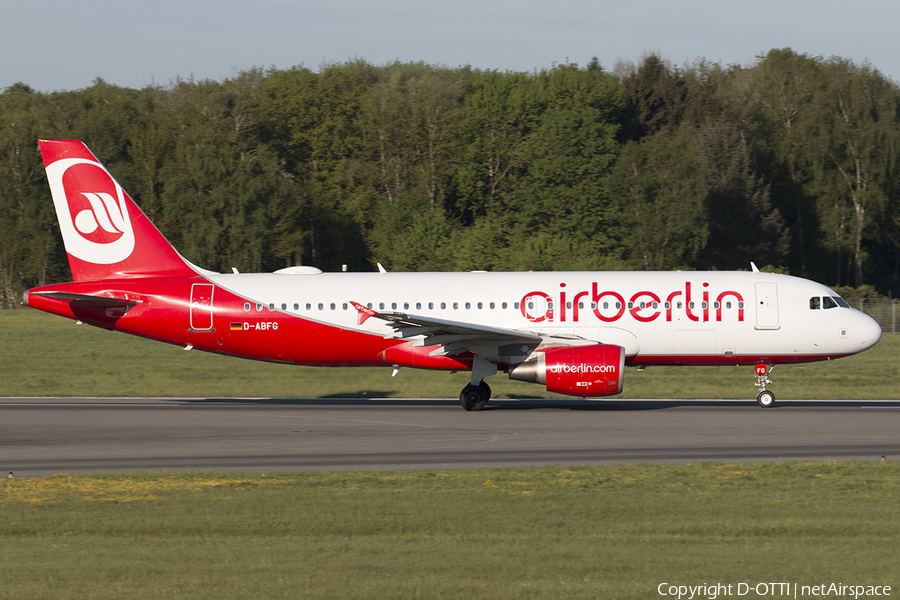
46, 156, 135, 264
66, 162, 129, 244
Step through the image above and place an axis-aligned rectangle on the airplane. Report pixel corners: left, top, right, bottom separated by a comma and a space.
26, 140, 882, 410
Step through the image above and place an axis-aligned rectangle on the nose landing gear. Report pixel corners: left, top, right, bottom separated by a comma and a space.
755, 363, 775, 408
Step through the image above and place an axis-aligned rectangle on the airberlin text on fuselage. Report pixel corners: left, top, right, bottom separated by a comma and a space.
521, 281, 745, 324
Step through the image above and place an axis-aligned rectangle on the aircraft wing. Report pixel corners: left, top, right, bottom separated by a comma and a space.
351, 300, 547, 364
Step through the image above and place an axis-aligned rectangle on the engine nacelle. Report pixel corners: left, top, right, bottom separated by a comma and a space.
509, 345, 625, 397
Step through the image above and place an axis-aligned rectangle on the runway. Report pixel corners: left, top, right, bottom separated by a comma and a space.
2, 397, 899, 476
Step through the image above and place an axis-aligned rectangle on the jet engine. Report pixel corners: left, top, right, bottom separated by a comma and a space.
508, 344, 625, 397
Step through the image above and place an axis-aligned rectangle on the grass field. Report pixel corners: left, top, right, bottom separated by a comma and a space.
1, 308, 897, 399
3, 310, 899, 598
1, 463, 899, 600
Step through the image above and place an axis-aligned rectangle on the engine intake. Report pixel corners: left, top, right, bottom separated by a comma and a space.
509, 345, 625, 397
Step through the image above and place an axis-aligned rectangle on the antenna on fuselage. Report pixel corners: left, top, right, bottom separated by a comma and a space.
750, 262, 760, 273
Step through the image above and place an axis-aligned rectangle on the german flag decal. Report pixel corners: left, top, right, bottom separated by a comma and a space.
230, 322, 243, 331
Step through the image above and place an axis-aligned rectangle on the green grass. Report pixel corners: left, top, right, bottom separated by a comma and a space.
1, 308, 898, 399
1, 463, 898, 599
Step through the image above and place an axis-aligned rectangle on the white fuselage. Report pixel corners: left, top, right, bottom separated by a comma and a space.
210, 270, 881, 366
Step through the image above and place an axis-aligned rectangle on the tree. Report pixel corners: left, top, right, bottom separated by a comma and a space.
811, 59, 899, 286
695, 118, 790, 269
609, 126, 709, 270
619, 54, 688, 140
746, 48, 824, 277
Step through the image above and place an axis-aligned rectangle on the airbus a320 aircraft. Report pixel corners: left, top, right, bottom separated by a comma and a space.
26, 140, 882, 410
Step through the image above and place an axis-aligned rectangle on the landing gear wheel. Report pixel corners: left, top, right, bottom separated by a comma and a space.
459, 381, 491, 411
756, 390, 776, 408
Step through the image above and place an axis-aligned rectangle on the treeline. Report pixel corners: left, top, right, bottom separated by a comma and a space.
1, 49, 899, 308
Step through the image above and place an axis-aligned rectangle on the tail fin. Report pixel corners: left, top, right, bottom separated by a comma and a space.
40, 140, 195, 281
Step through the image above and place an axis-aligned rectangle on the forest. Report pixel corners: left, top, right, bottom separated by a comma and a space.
1, 48, 899, 308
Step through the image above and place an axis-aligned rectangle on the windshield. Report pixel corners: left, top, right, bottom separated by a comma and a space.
833, 296, 850, 308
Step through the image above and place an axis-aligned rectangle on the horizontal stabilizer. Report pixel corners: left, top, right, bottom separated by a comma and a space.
31, 290, 142, 308
30, 290, 141, 330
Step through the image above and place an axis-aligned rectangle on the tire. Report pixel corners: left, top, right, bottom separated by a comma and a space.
756, 390, 776, 408
459, 383, 489, 411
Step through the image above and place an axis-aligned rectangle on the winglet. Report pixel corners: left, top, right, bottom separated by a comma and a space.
350, 300, 377, 325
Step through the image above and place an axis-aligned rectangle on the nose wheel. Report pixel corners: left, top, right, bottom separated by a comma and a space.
754, 364, 775, 408
756, 390, 776, 408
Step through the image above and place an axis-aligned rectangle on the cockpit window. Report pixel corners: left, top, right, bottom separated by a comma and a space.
809, 297, 820, 310
822, 296, 838, 309
833, 296, 850, 308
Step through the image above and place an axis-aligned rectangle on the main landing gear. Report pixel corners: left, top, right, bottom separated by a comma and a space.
755, 363, 775, 408
460, 381, 492, 411
459, 356, 496, 411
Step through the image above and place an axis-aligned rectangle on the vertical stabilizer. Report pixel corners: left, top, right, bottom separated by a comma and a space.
39, 140, 194, 281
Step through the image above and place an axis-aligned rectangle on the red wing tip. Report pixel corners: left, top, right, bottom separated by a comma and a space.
350, 300, 377, 325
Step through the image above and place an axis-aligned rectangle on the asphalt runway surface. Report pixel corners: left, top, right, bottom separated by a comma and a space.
2, 397, 899, 477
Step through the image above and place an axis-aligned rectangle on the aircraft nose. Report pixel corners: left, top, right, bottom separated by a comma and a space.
857, 312, 882, 350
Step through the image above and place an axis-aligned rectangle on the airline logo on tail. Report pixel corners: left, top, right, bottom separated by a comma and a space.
45, 157, 135, 265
